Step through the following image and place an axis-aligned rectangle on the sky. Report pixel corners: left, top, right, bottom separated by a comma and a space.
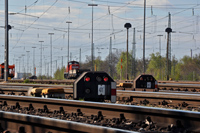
0, 0, 199, 77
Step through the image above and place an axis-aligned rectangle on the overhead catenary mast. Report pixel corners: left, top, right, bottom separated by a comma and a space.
132, 28, 136, 78
4, 0, 10, 81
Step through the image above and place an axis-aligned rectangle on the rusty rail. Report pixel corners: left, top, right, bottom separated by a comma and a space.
0, 95, 199, 132
0, 111, 135, 133
117, 91, 200, 102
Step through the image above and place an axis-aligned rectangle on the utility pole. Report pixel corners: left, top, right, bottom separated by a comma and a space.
66, 21, 72, 64
39, 41, 44, 77
32, 47, 36, 76
109, 37, 112, 77
124, 23, 132, 80
120, 58, 122, 80
26, 51, 30, 76
48, 33, 54, 78
79, 48, 81, 64
88, 4, 98, 71
132, 28, 136, 78
165, 12, 172, 81
62, 56, 63, 68
157, 35, 163, 80
47, 63, 49, 78
55, 60, 57, 70
167, 13, 172, 78
21, 54, 25, 78
4, 0, 12, 81
165, 28, 172, 80
143, 0, 146, 74
18, 57, 21, 73
15, 59, 18, 72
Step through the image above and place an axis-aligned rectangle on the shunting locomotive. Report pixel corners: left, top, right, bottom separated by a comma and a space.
0, 63, 15, 79
64, 61, 90, 79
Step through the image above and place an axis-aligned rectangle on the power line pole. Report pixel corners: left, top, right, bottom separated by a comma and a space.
39, 41, 44, 77
88, 4, 98, 71
79, 48, 81, 64
55, 60, 57, 70
47, 63, 49, 78
4, 0, 11, 81
168, 13, 172, 77
124, 23, 132, 80
165, 27, 172, 80
26, 51, 30, 75
32, 47, 36, 76
48, 33, 54, 78
62, 56, 63, 68
66, 21, 72, 64
165, 12, 172, 80
18, 57, 21, 73
109, 37, 112, 77
132, 28, 136, 78
143, 0, 146, 73
21, 54, 25, 78
157, 35, 163, 80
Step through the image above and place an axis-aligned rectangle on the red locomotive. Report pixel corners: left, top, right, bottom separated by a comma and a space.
0, 63, 15, 79
64, 61, 90, 79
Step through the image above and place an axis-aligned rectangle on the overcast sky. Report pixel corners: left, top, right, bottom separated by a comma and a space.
0, 0, 199, 76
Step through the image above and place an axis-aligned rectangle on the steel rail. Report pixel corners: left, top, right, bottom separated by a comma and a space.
0, 83, 200, 102
117, 91, 200, 102
0, 83, 72, 88
0, 111, 135, 133
1, 84, 200, 102
2, 81, 200, 90
158, 83, 200, 89
1, 79, 200, 85
0, 95, 199, 131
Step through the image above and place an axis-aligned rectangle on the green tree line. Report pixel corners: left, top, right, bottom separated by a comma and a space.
52, 51, 200, 81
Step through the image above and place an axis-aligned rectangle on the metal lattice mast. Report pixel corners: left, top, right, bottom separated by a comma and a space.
168, 13, 171, 76
132, 28, 136, 78
165, 12, 172, 80
88, 4, 98, 71
79, 48, 81, 64
109, 37, 112, 77
4, 0, 9, 81
166, 13, 172, 80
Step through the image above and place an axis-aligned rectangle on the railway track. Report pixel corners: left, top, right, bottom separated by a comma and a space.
1, 79, 200, 92
0, 81, 200, 132
0, 79, 75, 85
1, 84, 200, 112
116, 91, 200, 112
0, 95, 199, 132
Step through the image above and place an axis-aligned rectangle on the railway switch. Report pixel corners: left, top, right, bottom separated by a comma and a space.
74, 71, 116, 103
